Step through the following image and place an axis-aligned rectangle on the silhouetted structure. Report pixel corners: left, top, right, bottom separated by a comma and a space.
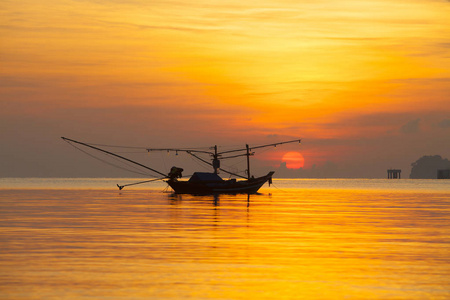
410, 155, 450, 179
62, 137, 301, 193
387, 169, 401, 179
437, 169, 450, 179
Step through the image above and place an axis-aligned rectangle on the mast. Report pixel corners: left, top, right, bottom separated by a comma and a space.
246, 144, 251, 179
212, 145, 220, 174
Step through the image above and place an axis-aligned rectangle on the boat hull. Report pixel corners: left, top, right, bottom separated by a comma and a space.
167, 172, 274, 194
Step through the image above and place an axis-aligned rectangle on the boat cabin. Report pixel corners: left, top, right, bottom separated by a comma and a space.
188, 172, 223, 182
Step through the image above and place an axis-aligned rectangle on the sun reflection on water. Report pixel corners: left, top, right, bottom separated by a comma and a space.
0, 183, 449, 299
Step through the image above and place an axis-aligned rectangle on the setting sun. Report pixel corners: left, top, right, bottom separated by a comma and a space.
282, 152, 305, 169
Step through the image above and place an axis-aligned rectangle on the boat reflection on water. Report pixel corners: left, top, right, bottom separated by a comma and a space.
166, 192, 266, 208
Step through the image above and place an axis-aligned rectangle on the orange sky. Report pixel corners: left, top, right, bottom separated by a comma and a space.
1, 0, 449, 177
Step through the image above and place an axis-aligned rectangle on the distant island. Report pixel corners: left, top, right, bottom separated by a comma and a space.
410, 155, 450, 179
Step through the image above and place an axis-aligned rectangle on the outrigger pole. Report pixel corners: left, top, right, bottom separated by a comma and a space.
218, 139, 302, 156
218, 139, 302, 180
117, 177, 165, 190
61, 137, 167, 178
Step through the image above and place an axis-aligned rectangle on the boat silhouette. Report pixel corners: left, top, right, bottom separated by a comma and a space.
62, 137, 301, 194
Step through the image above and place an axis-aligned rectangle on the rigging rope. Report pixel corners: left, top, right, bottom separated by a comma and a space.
188, 154, 211, 172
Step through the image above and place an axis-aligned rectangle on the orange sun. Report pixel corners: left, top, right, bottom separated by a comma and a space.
282, 151, 305, 169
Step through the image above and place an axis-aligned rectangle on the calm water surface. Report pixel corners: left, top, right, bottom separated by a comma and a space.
0, 179, 449, 299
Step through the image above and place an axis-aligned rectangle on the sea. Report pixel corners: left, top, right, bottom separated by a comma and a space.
0, 178, 449, 300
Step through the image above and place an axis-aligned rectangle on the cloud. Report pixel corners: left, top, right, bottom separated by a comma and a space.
400, 118, 420, 134
438, 119, 450, 128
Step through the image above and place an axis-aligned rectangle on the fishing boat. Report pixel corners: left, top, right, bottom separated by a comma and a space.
166, 167, 275, 194
61, 137, 301, 194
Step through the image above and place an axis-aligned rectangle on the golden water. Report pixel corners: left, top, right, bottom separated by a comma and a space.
0, 179, 449, 299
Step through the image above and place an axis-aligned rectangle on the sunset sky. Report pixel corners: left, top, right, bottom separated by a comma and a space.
1, 0, 449, 178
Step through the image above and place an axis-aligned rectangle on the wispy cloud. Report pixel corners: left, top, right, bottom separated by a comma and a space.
401, 119, 421, 134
